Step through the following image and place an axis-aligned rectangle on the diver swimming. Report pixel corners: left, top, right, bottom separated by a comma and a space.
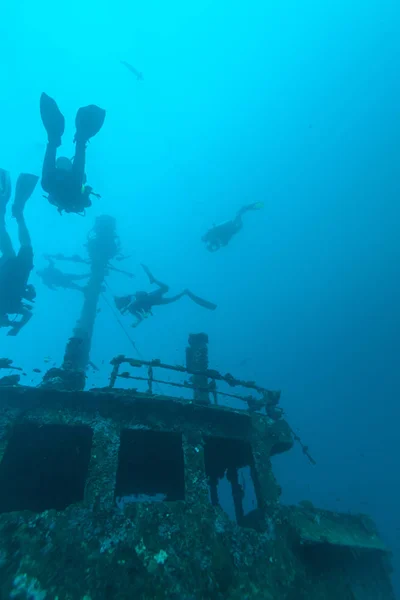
37, 256, 90, 292
114, 264, 217, 328
39, 93, 105, 215
202, 202, 264, 252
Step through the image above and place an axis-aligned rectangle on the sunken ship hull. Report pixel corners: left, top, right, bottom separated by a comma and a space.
0, 368, 395, 600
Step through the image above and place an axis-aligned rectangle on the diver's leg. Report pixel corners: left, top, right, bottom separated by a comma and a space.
41, 142, 58, 193
159, 289, 217, 310
14, 194, 34, 288
40, 93, 65, 193
0, 211, 15, 260
12, 174, 39, 219
236, 202, 263, 218
71, 140, 86, 187
16, 214, 31, 249
0, 216, 15, 259
0, 169, 14, 258
236, 204, 257, 218
0, 169, 12, 206
13, 178, 33, 250
157, 292, 186, 306
233, 215, 243, 231
236, 206, 248, 218
141, 264, 169, 293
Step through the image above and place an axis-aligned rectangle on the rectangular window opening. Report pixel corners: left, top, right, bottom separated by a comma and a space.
204, 436, 261, 530
115, 429, 185, 508
0, 423, 93, 514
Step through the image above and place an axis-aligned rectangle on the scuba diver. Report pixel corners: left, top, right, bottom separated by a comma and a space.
202, 202, 264, 252
121, 60, 144, 81
114, 264, 217, 328
0, 169, 39, 336
39, 93, 105, 215
37, 256, 90, 292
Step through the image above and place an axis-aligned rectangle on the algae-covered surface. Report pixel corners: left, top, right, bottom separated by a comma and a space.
0, 385, 395, 599
290, 504, 388, 551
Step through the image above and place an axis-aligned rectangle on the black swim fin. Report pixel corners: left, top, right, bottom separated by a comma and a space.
40, 93, 65, 146
12, 173, 39, 218
185, 290, 217, 311
0, 169, 12, 209
75, 105, 106, 143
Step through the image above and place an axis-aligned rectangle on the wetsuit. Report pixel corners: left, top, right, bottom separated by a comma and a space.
39, 93, 105, 214
42, 144, 92, 214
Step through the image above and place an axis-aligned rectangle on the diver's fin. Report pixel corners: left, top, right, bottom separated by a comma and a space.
12, 173, 39, 217
251, 201, 264, 210
0, 169, 12, 209
244, 201, 264, 212
185, 290, 217, 311
237, 201, 264, 218
40, 93, 65, 146
75, 105, 106, 143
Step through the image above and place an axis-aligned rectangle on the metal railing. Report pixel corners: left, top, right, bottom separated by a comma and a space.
108, 355, 316, 465
108, 355, 282, 416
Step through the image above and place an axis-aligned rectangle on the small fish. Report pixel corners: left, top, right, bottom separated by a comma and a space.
121, 60, 144, 81
33, 368, 42, 373
43, 356, 51, 363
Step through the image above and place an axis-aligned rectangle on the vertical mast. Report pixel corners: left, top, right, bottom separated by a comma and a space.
42, 215, 119, 391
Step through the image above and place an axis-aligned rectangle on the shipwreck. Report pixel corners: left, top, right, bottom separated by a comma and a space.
0, 216, 395, 599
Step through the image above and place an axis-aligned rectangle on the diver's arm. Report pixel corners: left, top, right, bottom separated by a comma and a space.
0, 314, 13, 328
7, 307, 32, 336
131, 313, 144, 328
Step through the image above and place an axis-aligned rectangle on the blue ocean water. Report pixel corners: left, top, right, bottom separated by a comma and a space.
0, 0, 399, 595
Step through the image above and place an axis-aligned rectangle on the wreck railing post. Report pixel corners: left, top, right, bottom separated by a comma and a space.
185, 333, 210, 405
